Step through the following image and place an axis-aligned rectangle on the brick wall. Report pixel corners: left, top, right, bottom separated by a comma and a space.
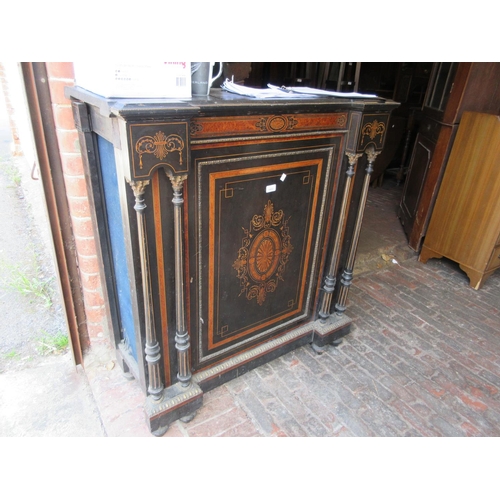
45, 62, 109, 350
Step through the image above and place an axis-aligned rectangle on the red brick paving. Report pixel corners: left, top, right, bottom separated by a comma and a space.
83, 183, 500, 437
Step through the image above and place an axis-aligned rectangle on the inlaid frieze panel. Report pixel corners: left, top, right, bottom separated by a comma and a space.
190, 113, 348, 140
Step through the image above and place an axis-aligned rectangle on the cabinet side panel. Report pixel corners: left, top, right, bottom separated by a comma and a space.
98, 136, 138, 360
457, 64, 500, 121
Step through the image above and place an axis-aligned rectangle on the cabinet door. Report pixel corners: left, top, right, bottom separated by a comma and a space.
399, 132, 435, 247
423, 62, 458, 121
188, 137, 343, 371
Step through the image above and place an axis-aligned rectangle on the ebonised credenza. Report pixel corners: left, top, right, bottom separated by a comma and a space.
67, 87, 398, 435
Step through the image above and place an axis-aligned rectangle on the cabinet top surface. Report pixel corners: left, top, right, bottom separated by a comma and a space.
67, 87, 399, 119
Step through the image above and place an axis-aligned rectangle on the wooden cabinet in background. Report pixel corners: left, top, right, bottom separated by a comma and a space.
398, 63, 500, 251
420, 112, 500, 289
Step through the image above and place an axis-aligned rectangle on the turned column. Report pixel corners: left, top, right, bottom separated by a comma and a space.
129, 180, 163, 401
167, 173, 192, 388
318, 152, 362, 322
335, 145, 380, 315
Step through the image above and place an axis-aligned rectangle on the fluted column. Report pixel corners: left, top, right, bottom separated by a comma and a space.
129, 180, 163, 401
318, 152, 362, 323
167, 173, 192, 388
335, 145, 381, 315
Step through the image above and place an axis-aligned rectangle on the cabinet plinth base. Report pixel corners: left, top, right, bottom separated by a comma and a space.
193, 317, 352, 394
311, 314, 352, 348
145, 382, 203, 436
144, 318, 352, 436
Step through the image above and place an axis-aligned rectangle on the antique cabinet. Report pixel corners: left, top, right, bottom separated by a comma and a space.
398, 63, 500, 251
420, 112, 500, 289
67, 87, 397, 435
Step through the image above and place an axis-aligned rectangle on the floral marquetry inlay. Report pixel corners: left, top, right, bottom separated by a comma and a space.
360, 119, 386, 147
233, 200, 293, 306
135, 132, 185, 169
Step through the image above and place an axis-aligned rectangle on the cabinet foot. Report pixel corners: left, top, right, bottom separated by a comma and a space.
151, 424, 169, 437
459, 264, 493, 290
419, 245, 443, 264
311, 336, 342, 354
180, 412, 197, 423
310, 342, 325, 355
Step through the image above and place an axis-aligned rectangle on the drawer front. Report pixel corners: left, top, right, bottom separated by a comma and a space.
486, 245, 500, 271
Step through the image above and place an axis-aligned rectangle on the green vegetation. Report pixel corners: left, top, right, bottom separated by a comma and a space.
36, 330, 69, 355
0, 159, 21, 187
0, 261, 53, 308
2, 349, 20, 360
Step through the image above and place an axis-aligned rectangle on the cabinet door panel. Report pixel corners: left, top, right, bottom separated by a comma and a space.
399, 133, 434, 235
189, 141, 341, 370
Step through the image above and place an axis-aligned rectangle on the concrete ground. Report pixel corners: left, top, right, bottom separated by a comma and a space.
0, 82, 106, 437
1, 87, 500, 440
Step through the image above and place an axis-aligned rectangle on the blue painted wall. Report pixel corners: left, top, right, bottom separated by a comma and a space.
97, 136, 138, 360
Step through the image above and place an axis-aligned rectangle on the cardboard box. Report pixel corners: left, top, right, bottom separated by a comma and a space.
73, 62, 191, 98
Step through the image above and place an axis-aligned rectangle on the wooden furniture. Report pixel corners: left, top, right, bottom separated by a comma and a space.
246, 63, 433, 188
67, 86, 397, 435
398, 63, 500, 251
420, 112, 500, 289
